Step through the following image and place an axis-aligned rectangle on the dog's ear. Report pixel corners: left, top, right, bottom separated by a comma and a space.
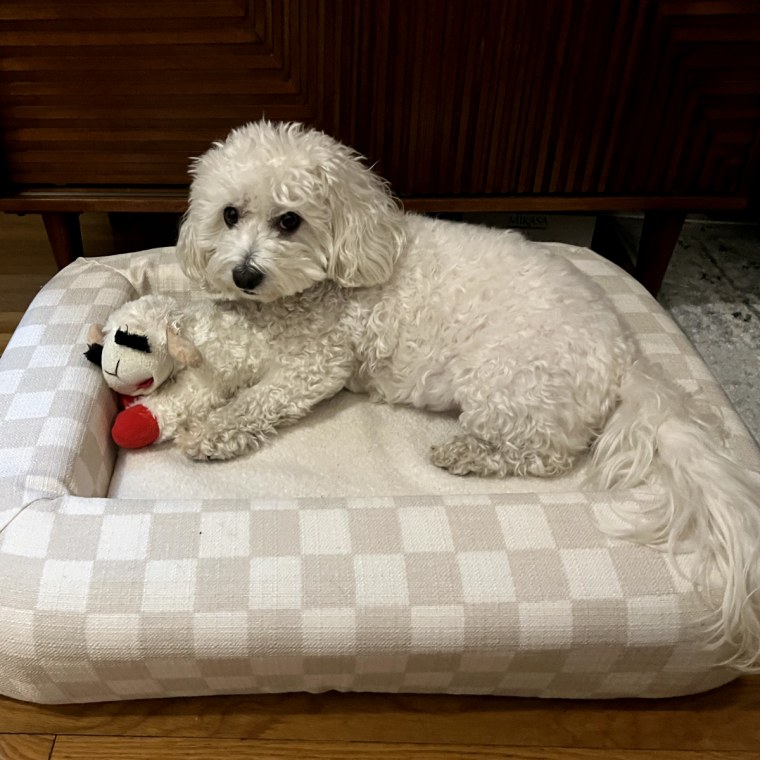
322, 152, 406, 288
176, 207, 212, 288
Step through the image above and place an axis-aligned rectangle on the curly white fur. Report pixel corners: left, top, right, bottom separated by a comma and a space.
175, 120, 760, 670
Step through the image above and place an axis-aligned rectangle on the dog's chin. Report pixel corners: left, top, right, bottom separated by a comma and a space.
233, 287, 280, 304
205, 271, 326, 304
245, 277, 326, 302
202, 245, 328, 303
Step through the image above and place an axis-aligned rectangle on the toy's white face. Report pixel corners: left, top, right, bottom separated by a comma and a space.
100, 328, 173, 397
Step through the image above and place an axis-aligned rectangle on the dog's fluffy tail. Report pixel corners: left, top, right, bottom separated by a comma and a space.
590, 359, 760, 671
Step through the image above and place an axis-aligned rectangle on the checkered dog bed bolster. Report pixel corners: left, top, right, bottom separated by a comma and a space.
1, 246, 757, 703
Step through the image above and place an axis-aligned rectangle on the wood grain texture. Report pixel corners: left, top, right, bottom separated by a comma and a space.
1, 677, 760, 751
0, 734, 55, 760
0, 214, 59, 353
41, 212, 82, 269
46, 736, 760, 760
0, 193, 750, 215
0, 211, 174, 353
0, 0, 758, 203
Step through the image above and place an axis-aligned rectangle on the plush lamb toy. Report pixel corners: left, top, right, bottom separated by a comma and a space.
85, 294, 268, 448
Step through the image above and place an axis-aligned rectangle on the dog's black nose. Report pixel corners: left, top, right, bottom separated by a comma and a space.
232, 265, 264, 291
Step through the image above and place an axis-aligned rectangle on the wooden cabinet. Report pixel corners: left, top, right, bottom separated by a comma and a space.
1, 0, 758, 292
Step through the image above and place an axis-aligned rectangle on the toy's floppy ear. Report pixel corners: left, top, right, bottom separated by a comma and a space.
84, 324, 105, 366
166, 324, 203, 368
87, 324, 104, 345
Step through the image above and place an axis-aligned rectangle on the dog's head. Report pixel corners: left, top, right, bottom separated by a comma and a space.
177, 121, 406, 302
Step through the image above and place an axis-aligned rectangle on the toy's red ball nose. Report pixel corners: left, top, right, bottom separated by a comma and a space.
112, 404, 160, 448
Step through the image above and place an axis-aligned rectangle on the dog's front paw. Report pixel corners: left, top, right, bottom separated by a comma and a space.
176, 419, 261, 461
431, 435, 506, 477
431, 437, 478, 475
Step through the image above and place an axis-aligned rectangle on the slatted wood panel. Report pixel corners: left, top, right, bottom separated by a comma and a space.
0, 0, 314, 185
1, 0, 758, 202
348, 0, 760, 198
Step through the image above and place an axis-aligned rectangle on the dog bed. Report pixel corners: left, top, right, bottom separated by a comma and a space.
1, 243, 758, 704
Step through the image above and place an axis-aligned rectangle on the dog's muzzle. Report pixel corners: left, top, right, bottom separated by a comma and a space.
232, 264, 264, 292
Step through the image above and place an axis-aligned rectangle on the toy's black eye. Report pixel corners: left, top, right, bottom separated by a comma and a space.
277, 212, 302, 233
223, 206, 239, 228
114, 329, 151, 353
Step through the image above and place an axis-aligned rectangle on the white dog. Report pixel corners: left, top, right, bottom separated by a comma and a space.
176, 121, 760, 670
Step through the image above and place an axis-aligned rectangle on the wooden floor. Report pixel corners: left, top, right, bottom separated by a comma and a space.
1, 679, 760, 759
1, 212, 759, 758
0, 211, 179, 354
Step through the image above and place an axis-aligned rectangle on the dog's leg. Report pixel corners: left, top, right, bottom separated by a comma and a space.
138, 371, 225, 443
431, 433, 577, 478
430, 362, 607, 478
431, 435, 506, 476
176, 353, 354, 461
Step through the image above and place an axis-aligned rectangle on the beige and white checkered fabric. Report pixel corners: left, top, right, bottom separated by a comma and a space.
0, 245, 757, 704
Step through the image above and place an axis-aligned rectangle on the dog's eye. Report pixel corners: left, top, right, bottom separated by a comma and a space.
277, 212, 302, 233
223, 206, 239, 228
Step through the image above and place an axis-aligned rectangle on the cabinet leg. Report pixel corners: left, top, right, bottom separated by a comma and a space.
42, 212, 84, 269
590, 214, 635, 274
636, 211, 686, 297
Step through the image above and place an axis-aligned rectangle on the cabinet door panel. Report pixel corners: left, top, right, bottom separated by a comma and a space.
1, 0, 757, 201
349, 0, 760, 199
0, 0, 316, 186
